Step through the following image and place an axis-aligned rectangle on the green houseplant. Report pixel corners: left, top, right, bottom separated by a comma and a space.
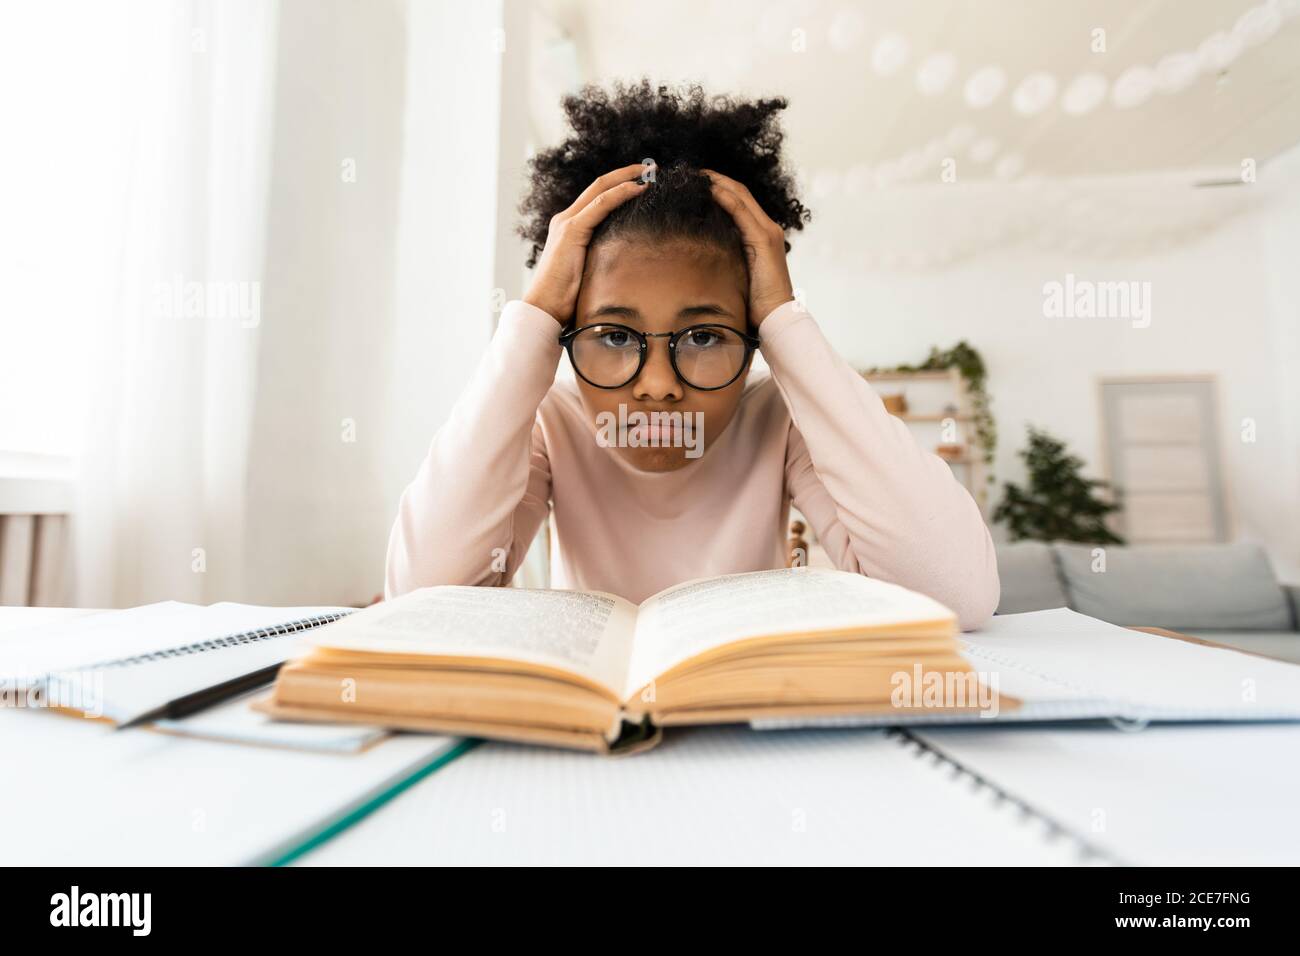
993, 424, 1125, 544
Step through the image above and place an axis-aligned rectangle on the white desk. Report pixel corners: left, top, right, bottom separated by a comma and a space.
5, 607, 1299, 865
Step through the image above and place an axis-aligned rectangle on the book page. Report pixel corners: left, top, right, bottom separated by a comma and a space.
623, 567, 955, 699
305, 586, 637, 699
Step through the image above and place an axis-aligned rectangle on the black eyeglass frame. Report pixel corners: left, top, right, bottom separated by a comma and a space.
557, 322, 762, 391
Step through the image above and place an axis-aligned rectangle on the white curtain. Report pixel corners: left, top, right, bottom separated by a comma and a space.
73, 0, 280, 608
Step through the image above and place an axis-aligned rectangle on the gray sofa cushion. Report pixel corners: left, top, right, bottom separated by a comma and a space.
1053, 541, 1292, 631
995, 542, 1069, 614
1287, 584, 1300, 629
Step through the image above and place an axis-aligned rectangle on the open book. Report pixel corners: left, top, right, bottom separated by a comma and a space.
254, 567, 1014, 754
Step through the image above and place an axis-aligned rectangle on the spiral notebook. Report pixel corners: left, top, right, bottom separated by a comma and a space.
912, 721, 1300, 866
751, 607, 1300, 732
289, 722, 1113, 865
0, 600, 356, 728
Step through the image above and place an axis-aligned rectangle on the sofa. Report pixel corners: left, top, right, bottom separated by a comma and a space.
994, 541, 1300, 664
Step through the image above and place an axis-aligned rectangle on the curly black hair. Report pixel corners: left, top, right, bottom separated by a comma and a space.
516, 78, 812, 273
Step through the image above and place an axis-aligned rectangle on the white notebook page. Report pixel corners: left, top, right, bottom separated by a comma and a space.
958, 607, 1300, 717
0, 705, 461, 866
914, 722, 1300, 865
292, 724, 1106, 866
0, 601, 352, 679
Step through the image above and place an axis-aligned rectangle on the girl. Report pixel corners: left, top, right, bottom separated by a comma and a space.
385, 80, 999, 631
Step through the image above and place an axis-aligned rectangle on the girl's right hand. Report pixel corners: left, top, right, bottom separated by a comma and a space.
522, 163, 650, 327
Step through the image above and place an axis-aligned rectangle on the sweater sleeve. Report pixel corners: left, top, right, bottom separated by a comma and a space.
759, 299, 1000, 631
384, 299, 561, 599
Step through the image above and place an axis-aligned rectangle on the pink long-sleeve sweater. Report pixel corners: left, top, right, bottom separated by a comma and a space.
384, 298, 1000, 631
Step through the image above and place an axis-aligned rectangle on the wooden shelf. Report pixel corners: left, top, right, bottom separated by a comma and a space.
858, 366, 988, 516
862, 369, 955, 381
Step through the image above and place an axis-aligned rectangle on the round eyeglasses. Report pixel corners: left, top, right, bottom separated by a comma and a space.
558, 323, 761, 391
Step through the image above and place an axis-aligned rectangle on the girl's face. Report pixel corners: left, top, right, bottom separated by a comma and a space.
571, 237, 752, 473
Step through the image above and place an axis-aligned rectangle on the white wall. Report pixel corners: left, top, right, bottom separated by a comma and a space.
1256, 144, 1300, 583
788, 152, 1300, 581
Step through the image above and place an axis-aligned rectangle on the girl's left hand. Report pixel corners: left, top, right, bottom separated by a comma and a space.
702, 168, 796, 329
